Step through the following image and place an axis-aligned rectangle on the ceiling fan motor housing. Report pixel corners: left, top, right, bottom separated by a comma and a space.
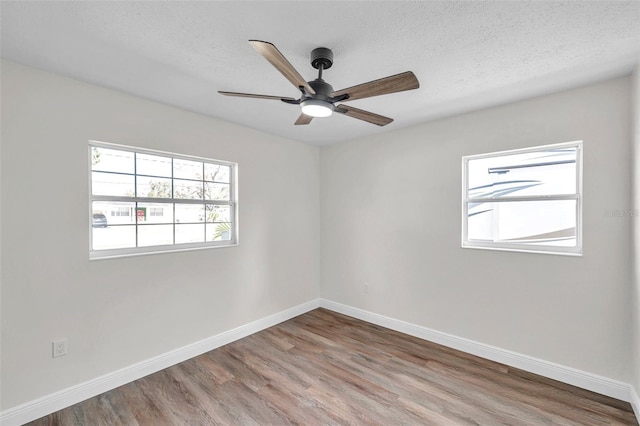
308, 79, 334, 101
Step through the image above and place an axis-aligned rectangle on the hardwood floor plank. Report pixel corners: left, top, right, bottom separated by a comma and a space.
25, 308, 638, 425
205, 347, 271, 393
229, 336, 313, 393
182, 353, 234, 386
168, 363, 240, 425
114, 381, 169, 425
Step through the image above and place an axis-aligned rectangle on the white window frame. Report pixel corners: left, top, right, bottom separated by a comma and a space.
462, 141, 582, 256
89, 141, 238, 260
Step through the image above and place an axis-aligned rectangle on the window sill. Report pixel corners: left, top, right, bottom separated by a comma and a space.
461, 243, 582, 257
90, 241, 238, 260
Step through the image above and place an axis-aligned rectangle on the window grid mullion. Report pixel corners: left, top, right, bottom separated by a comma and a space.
173, 202, 177, 245
92, 195, 233, 205
466, 194, 579, 203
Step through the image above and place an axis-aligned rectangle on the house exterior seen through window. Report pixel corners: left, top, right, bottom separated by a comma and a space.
90, 141, 237, 259
462, 141, 582, 256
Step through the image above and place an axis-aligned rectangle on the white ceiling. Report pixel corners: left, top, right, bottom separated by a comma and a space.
2, 1, 639, 146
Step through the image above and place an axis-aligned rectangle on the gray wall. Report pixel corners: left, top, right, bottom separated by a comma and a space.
0, 61, 321, 409
320, 77, 633, 383
2, 60, 637, 413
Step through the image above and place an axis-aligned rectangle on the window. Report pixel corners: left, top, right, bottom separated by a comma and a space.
90, 141, 237, 259
462, 141, 582, 256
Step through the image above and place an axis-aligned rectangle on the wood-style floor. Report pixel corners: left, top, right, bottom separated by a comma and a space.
28, 308, 638, 425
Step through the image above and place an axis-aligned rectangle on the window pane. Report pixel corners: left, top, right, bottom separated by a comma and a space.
174, 179, 203, 199
175, 224, 205, 244
204, 183, 230, 201
467, 200, 576, 247
137, 203, 173, 224
137, 176, 172, 198
205, 163, 230, 183
138, 224, 174, 247
174, 158, 203, 180
175, 204, 204, 223
468, 147, 577, 199
136, 153, 172, 177
91, 147, 134, 173
206, 223, 231, 241
206, 205, 231, 222
91, 172, 135, 197
92, 225, 136, 250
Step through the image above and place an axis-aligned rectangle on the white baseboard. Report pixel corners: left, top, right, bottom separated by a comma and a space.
0, 299, 321, 426
320, 299, 637, 406
631, 386, 640, 423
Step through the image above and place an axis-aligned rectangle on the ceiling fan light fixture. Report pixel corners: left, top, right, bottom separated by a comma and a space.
301, 99, 333, 118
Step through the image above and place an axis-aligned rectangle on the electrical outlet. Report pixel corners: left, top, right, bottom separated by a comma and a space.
363, 282, 369, 293
52, 339, 68, 358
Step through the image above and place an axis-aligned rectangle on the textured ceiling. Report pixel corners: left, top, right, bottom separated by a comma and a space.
1, 1, 639, 146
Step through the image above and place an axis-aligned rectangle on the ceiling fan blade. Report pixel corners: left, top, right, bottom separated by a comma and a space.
294, 113, 313, 125
248, 40, 315, 95
335, 104, 393, 126
218, 91, 296, 101
333, 71, 419, 102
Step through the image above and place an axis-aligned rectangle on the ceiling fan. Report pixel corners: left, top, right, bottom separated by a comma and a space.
219, 40, 420, 127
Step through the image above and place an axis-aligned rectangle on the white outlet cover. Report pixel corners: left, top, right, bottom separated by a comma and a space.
52, 339, 68, 357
